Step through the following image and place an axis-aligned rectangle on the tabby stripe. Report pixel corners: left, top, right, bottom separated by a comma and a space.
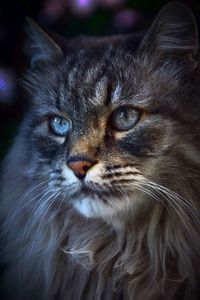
104, 82, 113, 106
102, 171, 141, 179
106, 164, 140, 171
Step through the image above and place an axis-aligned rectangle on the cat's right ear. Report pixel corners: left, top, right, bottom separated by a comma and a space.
26, 18, 63, 66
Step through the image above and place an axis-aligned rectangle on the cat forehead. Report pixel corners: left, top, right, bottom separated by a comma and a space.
57, 46, 137, 107
53, 54, 170, 113
60, 76, 123, 108
35, 36, 187, 113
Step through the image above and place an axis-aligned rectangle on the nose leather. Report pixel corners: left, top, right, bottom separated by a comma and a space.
67, 158, 96, 179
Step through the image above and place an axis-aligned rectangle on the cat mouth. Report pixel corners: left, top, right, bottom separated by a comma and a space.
74, 184, 109, 198
70, 181, 122, 200
71, 182, 129, 218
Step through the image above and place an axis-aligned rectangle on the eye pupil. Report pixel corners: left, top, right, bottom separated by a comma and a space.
119, 111, 125, 118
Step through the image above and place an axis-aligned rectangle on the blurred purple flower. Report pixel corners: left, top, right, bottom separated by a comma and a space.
0, 68, 16, 103
0, 79, 7, 90
113, 9, 141, 29
68, 0, 96, 16
77, 0, 92, 8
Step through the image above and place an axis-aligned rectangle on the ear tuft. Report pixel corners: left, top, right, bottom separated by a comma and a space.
26, 18, 63, 66
140, 2, 198, 57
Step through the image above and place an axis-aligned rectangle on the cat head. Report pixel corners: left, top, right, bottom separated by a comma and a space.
22, 2, 200, 220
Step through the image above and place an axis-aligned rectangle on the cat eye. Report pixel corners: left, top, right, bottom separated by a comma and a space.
110, 106, 140, 131
49, 116, 71, 136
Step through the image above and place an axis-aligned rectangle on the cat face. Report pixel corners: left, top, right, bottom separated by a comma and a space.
23, 5, 200, 220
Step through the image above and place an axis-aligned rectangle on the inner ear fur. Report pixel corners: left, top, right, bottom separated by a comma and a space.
139, 2, 198, 58
26, 18, 63, 66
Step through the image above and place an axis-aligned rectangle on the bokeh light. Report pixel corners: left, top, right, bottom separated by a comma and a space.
77, 0, 92, 8
113, 9, 141, 30
0, 68, 16, 104
43, 0, 65, 21
68, 0, 96, 16
41, 0, 135, 23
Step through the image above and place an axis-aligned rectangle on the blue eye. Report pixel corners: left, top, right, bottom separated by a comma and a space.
49, 116, 70, 136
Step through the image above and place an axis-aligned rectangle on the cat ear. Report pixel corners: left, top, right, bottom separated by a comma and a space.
26, 18, 63, 66
139, 2, 198, 57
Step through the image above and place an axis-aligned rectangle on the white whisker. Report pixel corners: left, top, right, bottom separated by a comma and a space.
142, 179, 200, 220
139, 179, 199, 229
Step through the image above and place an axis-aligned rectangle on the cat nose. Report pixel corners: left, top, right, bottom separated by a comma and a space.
67, 157, 97, 179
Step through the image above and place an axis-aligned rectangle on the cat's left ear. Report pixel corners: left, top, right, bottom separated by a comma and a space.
26, 18, 63, 66
139, 2, 198, 58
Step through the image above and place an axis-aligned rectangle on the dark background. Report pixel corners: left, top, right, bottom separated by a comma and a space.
0, 0, 200, 160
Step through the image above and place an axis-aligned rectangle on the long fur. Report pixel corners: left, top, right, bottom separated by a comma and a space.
1, 3, 200, 300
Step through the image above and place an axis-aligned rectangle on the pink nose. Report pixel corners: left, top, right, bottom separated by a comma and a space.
67, 158, 96, 179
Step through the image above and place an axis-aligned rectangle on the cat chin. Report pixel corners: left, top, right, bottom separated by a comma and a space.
73, 196, 124, 219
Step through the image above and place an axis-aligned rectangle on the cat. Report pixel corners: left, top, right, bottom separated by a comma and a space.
0, 2, 200, 300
